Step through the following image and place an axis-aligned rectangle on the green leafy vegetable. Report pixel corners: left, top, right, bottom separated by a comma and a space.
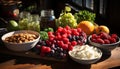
44, 27, 54, 32
74, 10, 96, 24
40, 31, 48, 40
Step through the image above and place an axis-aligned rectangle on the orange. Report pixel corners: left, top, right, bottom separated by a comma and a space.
95, 25, 110, 34
77, 21, 94, 35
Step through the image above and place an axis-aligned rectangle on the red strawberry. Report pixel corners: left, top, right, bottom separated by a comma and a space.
45, 47, 51, 53
41, 46, 47, 53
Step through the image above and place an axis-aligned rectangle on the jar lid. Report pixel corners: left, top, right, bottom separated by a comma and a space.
41, 10, 54, 16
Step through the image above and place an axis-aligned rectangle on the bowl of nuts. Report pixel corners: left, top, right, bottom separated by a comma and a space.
1, 30, 40, 51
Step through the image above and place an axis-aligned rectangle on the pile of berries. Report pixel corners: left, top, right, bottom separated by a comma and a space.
90, 32, 118, 44
35, 26, 87, 59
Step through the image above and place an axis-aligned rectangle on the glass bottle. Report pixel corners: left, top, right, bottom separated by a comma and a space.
40, 10, 56, 30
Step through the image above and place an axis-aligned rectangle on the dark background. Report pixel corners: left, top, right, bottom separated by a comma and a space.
0, 0, 120, 36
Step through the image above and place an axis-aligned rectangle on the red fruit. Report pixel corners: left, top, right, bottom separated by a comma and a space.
91, 38, 97, 43
41, 46, 51, 53
100, 32, 109, 39
111, 34, 118, 39
62, 37, 69, 44
92, 34, 98, 39
77, 28, 82, 33
109, 37, 116, 43
96, 38, 105, 44
45, 47, 51, 53
55, 35, 62, 40
62, 28, 67, 34
48, 32, 54, 35
67, 30, 72, 34
41, 46, 47, 53
48, 34, 55, 39
58, 41, 64, 47
46, 40, 52, 46
62, 44, 68, 50
62, 33, 68, 38
65, 25, 71, 30
68, 45, 73, 51
104, 39, 110, 44
57, 27, 63, 33
71, 41, 77, 46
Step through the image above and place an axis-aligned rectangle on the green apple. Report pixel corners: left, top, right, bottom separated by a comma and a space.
7, 20, 19, 31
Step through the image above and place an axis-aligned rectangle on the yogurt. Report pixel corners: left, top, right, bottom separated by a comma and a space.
70, 45, 102, 60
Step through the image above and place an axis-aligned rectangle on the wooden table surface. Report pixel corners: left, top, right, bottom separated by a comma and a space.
0, 46, 120, 69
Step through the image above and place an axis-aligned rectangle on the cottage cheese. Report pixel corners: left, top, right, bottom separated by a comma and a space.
70, 45, 102, 60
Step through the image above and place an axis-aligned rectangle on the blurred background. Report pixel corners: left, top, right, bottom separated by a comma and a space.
0, 0, 120, 35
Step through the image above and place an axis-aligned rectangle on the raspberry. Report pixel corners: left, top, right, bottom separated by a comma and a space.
57, 27, 63, 33
104, 39, 110, 44
48, 32, 54, 36
62, 38, 69, 44
65, 25, 71, 30
109, 37, 116, 43
91, 38, 97, 43
71, 41, 77, 46
41, 46, 51, 53
62, 33, 68, 38
68, 45, 73, 51
62, 28, 67, 34
58, 41, 64, 47
96, 38, 105, 44
77, 28, 82, 33
62, 44, 68, 50
111, 34, 118, 39
100, 32, 109, 39
92, 34, 98, 39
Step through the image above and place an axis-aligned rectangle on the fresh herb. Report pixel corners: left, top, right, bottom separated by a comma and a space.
74, 10, 96, 24
40, 31, 48, 40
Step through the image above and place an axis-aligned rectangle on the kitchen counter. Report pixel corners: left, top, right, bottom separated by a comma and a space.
0, 45, 120, 69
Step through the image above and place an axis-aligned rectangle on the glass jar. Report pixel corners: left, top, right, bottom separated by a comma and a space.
40, 10, 56, 30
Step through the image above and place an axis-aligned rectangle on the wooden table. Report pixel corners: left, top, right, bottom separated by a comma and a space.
0, 45, 120, 69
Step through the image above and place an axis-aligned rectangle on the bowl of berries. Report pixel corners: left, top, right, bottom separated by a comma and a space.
88, 32, 120, 52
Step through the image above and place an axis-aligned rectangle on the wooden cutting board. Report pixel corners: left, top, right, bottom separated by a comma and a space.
0, 46, 120, 69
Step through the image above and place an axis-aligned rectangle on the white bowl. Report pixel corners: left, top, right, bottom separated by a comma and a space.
88, 35, 120, 51
68, 45, 102, 64
1, 30, 40, 52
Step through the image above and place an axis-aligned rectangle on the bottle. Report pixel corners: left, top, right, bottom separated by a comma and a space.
40, 10, 56, 30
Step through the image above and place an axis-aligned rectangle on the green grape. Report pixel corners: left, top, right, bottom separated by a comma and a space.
57, 12, 77, 28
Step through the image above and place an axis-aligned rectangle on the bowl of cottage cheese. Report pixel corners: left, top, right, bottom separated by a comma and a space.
68, 45, 102, 64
